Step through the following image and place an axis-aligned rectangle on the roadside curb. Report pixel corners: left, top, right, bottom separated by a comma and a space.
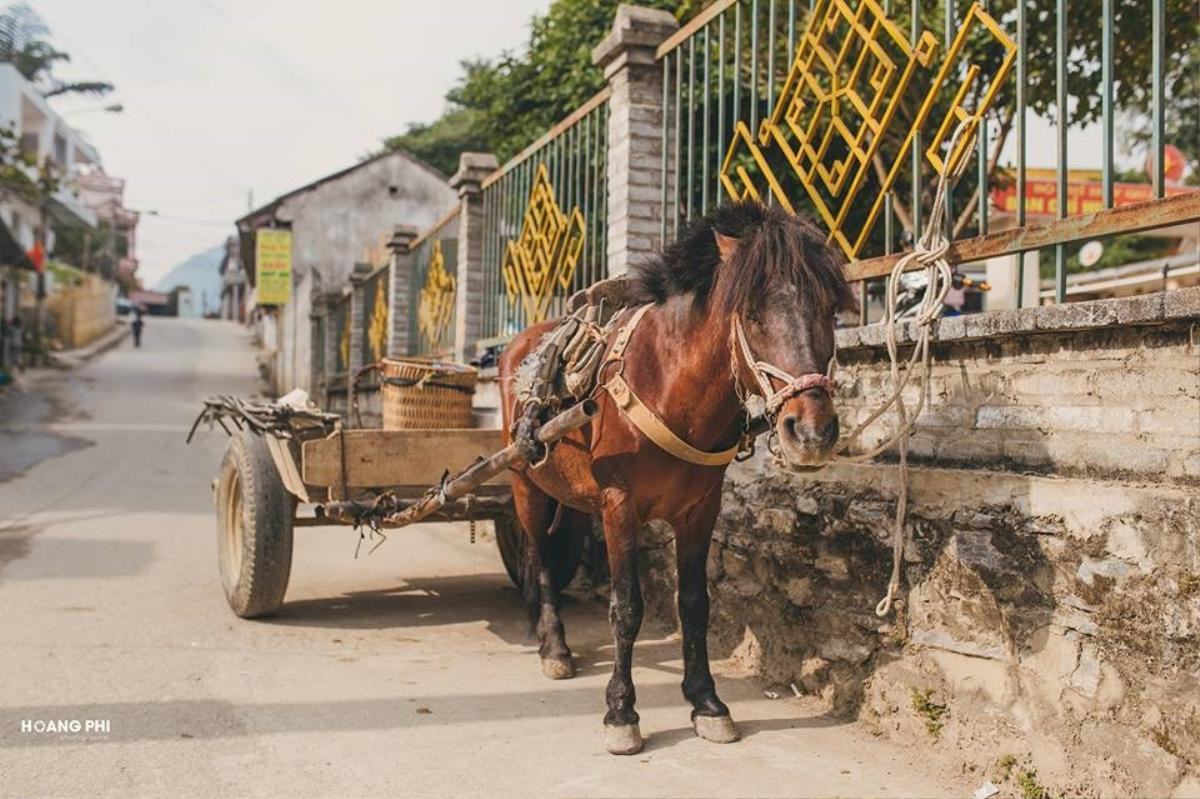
48, 322, 130, 369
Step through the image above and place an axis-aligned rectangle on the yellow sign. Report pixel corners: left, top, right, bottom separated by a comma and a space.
502, 163, 586, 324
256, 229, 293, 305
719, 0, 1016, 258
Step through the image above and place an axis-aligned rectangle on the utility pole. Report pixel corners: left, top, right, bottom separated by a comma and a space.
33, 193, 46, 367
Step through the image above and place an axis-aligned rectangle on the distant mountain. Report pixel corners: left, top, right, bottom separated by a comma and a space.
153, 245, 224, 315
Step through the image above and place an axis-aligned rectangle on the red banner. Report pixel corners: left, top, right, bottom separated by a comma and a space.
991, 180, 1195, 218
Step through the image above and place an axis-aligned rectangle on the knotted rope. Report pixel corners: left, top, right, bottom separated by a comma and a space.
828, 119, 976, 616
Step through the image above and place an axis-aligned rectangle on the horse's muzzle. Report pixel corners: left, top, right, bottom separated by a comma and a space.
774, 392, 839, 467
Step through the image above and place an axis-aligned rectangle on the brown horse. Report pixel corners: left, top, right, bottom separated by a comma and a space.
498, 200, 852, 755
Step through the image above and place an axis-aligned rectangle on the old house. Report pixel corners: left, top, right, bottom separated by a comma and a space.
236, 150, 455, 396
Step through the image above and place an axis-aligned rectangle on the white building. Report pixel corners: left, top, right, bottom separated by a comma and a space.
0, 63, 100, 249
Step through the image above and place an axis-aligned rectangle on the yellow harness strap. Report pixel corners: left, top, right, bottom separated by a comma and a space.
602, 305, 740, 467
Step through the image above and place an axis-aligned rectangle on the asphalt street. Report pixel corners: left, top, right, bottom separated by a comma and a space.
0, 318, 957, 798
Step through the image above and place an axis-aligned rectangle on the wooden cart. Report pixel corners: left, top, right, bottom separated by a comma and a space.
201, 398, 593, 619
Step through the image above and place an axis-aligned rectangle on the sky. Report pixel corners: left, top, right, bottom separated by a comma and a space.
34, 0, 551, 285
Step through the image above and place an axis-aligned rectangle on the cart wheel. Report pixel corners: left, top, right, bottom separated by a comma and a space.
215, 431, 295, 618
495, 509, 584, 593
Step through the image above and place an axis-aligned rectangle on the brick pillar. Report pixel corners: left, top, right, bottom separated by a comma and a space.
450, 152, 498, 363
309, 290, 332, 404
347, 262, 371, 374
593, 5, 677, 277
387, 225, 419, 358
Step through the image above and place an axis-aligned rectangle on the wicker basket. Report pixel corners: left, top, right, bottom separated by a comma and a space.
380, 358, 477, 430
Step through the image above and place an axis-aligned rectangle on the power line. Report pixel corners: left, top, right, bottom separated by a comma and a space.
194, 0, 391, 136
33, 10, 248, 196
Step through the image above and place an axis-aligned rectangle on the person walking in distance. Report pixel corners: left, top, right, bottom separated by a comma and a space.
131, 306, 145, 348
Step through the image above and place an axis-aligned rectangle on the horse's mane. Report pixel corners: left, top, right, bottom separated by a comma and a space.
630, 201, 853, 319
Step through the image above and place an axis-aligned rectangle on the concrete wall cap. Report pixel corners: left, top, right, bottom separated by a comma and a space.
593, 4, 678, 70
836, 287, 1200, 351
450, 152, 499, 190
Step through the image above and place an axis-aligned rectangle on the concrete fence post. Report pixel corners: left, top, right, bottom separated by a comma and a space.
347, 261, 372, 374
593, 5, 677, 278
450, 152, 499, 363
386, 225, 419, 358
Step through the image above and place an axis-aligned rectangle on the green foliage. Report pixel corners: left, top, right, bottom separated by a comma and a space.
910, 687, 949, 739
385, 0, 701, 175
1017, 768, 1055, 799
0, 3, 113, 98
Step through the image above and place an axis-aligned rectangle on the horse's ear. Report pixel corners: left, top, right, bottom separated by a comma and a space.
714, 231, 739, 262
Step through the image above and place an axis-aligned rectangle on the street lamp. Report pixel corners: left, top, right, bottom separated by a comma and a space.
62, 103, 124, 117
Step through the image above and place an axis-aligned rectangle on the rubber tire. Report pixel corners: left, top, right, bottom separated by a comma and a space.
495, 507, 585, 593
215, 431, 295, 618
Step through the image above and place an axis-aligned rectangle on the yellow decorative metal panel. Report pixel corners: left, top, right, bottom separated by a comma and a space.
367, 276, 389, 362
418, 240, 456, 352
339, 308, 350, 371
719, 0, 1016, 258
502, 163, 586, 325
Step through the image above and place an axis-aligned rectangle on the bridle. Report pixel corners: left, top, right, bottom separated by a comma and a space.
729, 313, 838, 421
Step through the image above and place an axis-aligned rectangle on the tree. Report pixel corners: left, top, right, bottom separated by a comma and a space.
385, 0, 701, 175
0, 3, 113, 98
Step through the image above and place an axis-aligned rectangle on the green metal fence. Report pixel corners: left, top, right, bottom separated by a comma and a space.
657, 0, 1199, 312
409, 206, 461, 357
478, 88, 610, 347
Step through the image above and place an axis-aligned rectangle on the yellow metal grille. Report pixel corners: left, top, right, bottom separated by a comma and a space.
502, 163, 586, 325
417, 240, 456, 353
367, 276, 389, 363
720, 0, 1016, 258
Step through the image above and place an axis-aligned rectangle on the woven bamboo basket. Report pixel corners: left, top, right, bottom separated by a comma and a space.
380, 358, 476, 430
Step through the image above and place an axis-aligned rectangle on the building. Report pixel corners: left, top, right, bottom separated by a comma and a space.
75, 169, 140, 284
236, 149, 456, 395
0, 64, 100, 256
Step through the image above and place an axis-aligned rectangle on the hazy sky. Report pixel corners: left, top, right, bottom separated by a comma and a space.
34, 0, 551, 285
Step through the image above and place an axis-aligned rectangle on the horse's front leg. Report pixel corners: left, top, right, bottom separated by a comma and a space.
600, 486, 645, 755
675, 490, 739, 743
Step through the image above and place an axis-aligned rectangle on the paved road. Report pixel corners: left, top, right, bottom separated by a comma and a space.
0, 318, 958, 798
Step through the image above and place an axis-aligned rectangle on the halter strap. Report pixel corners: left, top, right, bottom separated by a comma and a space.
602, 305, 741, 467
730, 314, 837, 417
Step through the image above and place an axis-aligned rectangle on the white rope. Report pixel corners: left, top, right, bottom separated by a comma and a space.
829, 119, 977, 617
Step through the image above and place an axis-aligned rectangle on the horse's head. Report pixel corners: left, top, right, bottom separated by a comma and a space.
712, 204, 853, 468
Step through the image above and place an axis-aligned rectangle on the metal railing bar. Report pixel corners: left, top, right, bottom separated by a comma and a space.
846, 192, 1200, 283
656, 0, 740, 59
1055, 0, 1068, 304
480, 88, 611, 189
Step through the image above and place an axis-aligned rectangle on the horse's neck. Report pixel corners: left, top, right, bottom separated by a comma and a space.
644, 296, 744, 452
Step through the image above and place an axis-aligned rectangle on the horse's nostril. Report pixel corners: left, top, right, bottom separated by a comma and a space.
783, 414, 800, 442
821, 416, 839, 445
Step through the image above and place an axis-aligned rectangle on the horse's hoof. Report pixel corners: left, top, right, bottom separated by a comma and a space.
540, 656, 575, 680
693, 714, 740, 743
604, 723, 644, 755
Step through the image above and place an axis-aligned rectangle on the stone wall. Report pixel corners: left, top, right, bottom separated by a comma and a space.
46, 274, 117, 350
634, 289, 1199, 798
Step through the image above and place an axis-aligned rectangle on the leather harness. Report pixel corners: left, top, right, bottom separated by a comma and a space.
599, 304, 836, 467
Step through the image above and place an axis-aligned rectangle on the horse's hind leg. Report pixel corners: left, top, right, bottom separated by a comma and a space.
675, 491, 739, 743
510, 472, 575, 680
600, 487, 645, 755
